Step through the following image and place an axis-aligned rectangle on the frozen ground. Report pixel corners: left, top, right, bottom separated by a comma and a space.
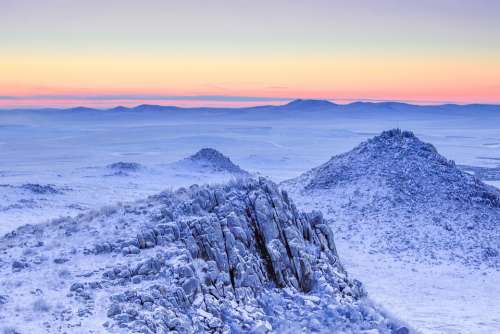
1, 101, 500, 333
337, 243, 500, 334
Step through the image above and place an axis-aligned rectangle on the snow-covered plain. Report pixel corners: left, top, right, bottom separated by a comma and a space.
1, 101, 500, 333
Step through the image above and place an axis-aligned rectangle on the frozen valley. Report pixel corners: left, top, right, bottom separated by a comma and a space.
1, 101, 500, 333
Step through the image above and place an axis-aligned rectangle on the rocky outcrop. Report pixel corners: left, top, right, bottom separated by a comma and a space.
0, 178, 406, 333
98, 178, 379, 333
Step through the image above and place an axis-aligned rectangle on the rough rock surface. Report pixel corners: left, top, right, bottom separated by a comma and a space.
0, 178, 406, 333
283, 129, 500, 268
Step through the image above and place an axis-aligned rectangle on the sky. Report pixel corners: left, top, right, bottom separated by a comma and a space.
1, 0, 499, 108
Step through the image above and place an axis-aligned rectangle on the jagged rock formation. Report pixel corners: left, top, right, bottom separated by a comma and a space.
283, 129, 500, 268
178, 148, 250, 176
0, 178, 406, 333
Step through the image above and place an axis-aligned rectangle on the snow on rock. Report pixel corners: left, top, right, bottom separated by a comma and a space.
20, 183, 64, 194
0, 184, 67, 216
176, 148, 250, 176
107, 162, 143, 172
106, 162, 144, 176
0, 178, 407, 333
0, 183, 66, 195
282, 129, 500, 268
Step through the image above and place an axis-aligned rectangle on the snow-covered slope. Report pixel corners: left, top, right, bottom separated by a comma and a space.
282, 129, 500, 268
0, 150, 251, 236
0, 178, 409, 333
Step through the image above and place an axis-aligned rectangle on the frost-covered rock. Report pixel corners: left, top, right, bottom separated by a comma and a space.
283, 129, 500, 268
0, 178, 407, 333
178, 148, 250, 176
20, 183, 63, 195
107, 161, 142, 172
105, 161, 143, 176
11, 260, 28, 272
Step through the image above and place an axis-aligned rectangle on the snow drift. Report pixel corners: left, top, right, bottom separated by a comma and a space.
283, 129, 500, 268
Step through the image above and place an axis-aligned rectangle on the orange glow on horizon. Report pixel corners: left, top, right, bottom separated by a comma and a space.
1, 51, 499, 107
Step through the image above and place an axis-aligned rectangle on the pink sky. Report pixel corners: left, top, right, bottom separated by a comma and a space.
1, 0, 499, 108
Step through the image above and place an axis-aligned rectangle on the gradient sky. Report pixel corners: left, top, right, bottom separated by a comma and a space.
1, 0, 499, 108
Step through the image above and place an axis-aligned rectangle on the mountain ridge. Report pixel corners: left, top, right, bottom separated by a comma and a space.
3, 99, 500, 113
0, 178, 409, 333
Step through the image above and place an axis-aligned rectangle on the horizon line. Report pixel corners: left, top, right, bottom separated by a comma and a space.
1, 95, 500, 110
2, 98, 500, 111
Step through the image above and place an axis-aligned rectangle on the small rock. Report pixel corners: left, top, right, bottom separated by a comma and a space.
12, 260, 28, 272
107, 303, 122, 317
53, 257, 69, 264
70, 283, 84, 292
393, 327, 410, 334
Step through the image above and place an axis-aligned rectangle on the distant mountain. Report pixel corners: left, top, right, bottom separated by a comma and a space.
282, 129, 500, 267
281, 99, 337, 110
61, 105, 181, 113
130, 104, 182, 112
108, 106, 131, 112
4, 100, 500, 114
63, 106, 99, 112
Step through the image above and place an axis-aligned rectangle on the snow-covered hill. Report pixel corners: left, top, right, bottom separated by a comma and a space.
0, 178, 409, 333
282, 129, 500, 268
172, 148, 250, 176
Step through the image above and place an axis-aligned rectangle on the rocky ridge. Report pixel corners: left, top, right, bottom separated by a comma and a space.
0, 178, 407, 333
